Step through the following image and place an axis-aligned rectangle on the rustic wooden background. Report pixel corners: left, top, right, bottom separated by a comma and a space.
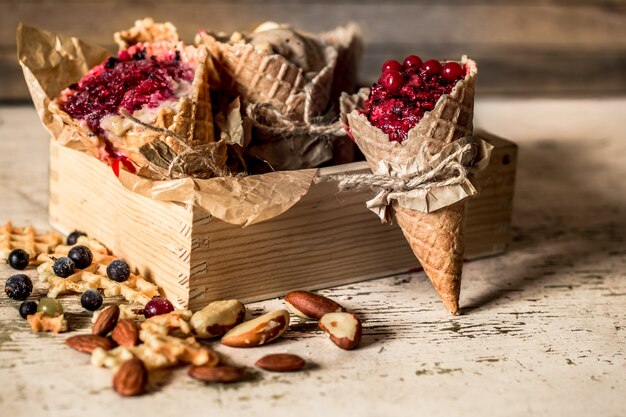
1, 0, 626, 100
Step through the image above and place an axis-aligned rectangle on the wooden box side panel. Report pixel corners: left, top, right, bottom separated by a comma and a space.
465, 132, 517, 257
189, 181, 418, 308
48, 142, 193, 307
188, 136, 517, 309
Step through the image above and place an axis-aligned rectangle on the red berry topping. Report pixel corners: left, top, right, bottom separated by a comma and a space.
442, 62, 464, 81
402, 55, 423, 70
381, 59, 402, 73
421, 59, 442, 76
379, 70, 404, 92
364, 56, 466, 143
144, 297, 174, 318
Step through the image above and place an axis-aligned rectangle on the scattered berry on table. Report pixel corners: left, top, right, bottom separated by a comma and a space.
68, 245, 93, 269
144, 297, 174, 318
107, 259, 131, 282
5, 274, 33, 300
19, 300, 38, 319
66, 230, 87, 245
52, 256, 75, 278
80, 290, 103, 311
8, 249, 30, 270
37, 297, 63, 317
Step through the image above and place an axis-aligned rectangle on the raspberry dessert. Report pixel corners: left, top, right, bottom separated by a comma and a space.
363, 55, 467, 143
54, 41, 213, 175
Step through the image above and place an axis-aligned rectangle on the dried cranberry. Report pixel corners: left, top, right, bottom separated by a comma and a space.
144, 298, 174, 318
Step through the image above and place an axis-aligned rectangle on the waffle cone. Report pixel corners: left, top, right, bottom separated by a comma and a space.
394, 202, 465, 315
51, 45, 216, 173
115, 46, 216, 164
346, 57, 477, 314
114, 18, 179, 50
198, 33, 337, 120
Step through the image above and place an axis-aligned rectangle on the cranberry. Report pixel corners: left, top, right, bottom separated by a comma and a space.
379, 70, 404, 92
381, 59, 402, 73
421, 59, 442, 76
402, 55, 423, 70
118, 50, 131, 61
144, 297, 174, 318
441, 62, 464, 81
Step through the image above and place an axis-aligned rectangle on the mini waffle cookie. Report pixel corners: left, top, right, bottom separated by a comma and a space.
0, 221, 63, 263
92, 328, 218, 371
114, 18, 179, 50
140, 310, 193, 335
37, 237, 160, 305
27, 312, 68, 333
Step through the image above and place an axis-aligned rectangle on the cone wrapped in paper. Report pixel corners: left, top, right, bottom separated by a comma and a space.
196, 28, 337, 121
49, 43, 217, 177
345, 57, 481, 315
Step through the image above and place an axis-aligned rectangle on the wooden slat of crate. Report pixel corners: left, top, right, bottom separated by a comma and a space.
48, 134, 516, 309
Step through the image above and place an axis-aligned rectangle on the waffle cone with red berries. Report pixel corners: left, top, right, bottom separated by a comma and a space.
345, 56, 477, 315
49, 42, 217, 176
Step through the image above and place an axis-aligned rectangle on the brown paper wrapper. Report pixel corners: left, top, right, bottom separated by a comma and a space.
17, 23, 317, 227
197, 23, 361, 172
343, 57, 489, 314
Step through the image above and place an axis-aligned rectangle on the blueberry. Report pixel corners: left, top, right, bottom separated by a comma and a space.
19, 300, 38, 319
132, 49, 146, 60
80, 289, 103, 311
106, 259, 130, 282
104, 57, 118, 69
68, 245, 93, 269
66, 230, 87, 245
5, 274, 33, 300
8, 249, 30, 270
52, 256, 75, 278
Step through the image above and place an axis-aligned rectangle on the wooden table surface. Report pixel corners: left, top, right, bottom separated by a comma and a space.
0, 99, 625, 417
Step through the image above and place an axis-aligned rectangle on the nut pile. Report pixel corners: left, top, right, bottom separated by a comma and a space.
3, 222, 363, 396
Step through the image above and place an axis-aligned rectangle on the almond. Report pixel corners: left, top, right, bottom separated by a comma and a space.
221, 310, 290, 348
111, 319, 139, 348
190, 300, 246, 339
92, 305, 120, 336
255, 353, 305, 372
319, 312, 362, 350
188, 365, 246, 383
113, 358, 147, 397
284, 290, 345, 319
65, 334, 114, 354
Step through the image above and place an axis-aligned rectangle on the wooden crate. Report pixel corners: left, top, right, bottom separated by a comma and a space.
48, 133, 516, 310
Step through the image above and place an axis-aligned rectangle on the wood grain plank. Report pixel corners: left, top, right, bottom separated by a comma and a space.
4, 4, 625, 46
3, 2, 626, 99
